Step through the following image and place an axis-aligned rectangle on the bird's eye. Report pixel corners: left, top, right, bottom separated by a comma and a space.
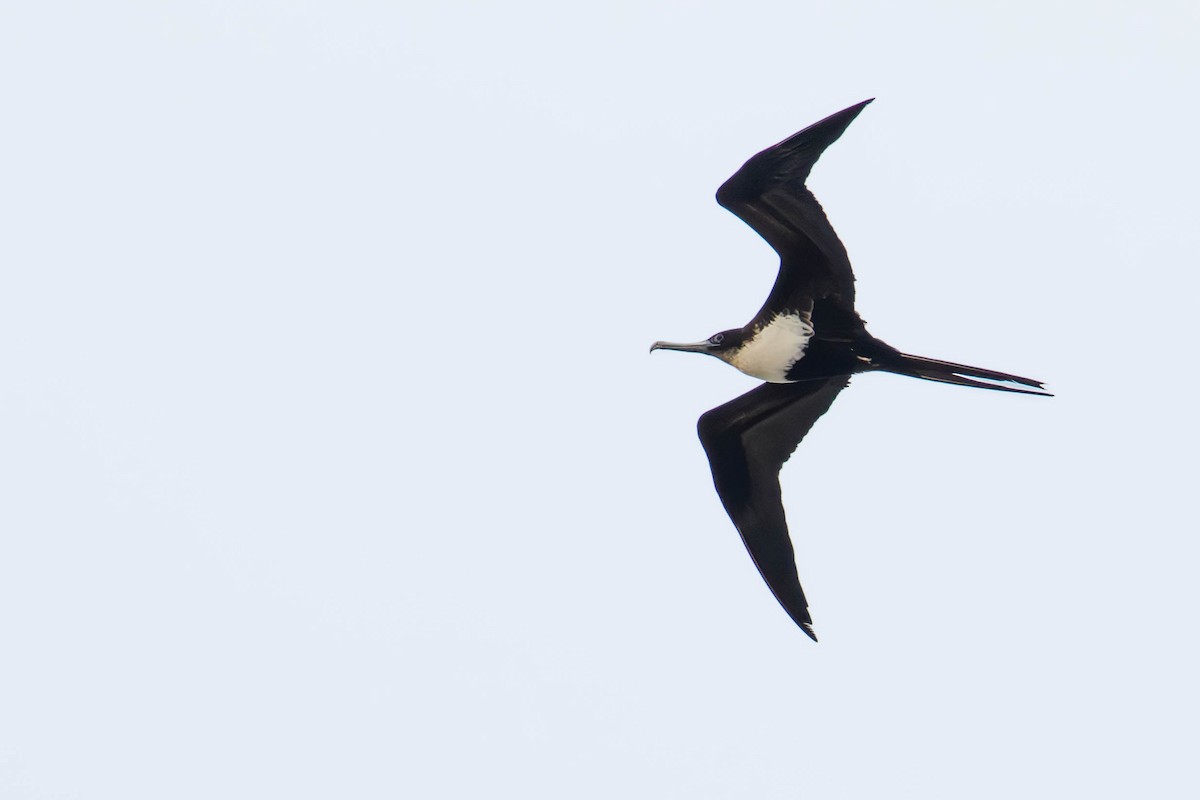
710, 333, 725, 345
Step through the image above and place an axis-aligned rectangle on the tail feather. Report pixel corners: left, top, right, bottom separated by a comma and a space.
885, 353, 1052, 396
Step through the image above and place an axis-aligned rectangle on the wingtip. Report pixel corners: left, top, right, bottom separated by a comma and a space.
829, 98, 874, 122
801, 622, 819, 643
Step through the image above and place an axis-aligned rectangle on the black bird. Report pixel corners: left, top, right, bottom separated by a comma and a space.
651, 99, 1049, 641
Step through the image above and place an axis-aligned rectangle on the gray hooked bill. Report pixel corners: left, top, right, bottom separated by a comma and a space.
650, 340, 713, 354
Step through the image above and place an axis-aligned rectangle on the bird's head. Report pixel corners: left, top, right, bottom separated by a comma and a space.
650, 329, 745, 363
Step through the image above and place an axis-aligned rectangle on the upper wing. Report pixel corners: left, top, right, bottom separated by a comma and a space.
716, 100, 872, 318
697, 377, 850, 640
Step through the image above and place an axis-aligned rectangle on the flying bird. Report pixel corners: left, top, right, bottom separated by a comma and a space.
651, 99, 1049, 641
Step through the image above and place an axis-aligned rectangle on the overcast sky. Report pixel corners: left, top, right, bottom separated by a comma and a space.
2, 2, 1198, 798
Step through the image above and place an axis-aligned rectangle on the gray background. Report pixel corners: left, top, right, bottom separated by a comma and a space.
2, 1, 1197, 798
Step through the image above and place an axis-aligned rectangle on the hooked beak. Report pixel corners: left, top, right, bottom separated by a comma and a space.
650, 340, 714, 355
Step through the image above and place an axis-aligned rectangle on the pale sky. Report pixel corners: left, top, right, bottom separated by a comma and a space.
1, 2, 1198, 798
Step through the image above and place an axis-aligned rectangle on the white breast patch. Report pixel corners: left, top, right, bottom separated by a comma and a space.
728, 313, 815, 383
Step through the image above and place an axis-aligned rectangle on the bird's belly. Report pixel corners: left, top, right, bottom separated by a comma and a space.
728, 313, 814, 383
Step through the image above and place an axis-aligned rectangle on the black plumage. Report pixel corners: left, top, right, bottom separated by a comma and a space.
697, 378, 848, 640
652, 100, 1049, 640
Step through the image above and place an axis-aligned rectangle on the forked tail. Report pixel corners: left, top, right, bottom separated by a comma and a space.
884, 353, 1051, 396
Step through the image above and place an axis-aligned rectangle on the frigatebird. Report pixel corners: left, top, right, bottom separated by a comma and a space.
651, 99, 1049, 641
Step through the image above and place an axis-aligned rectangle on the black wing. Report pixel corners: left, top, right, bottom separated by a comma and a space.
716, 100, 872, 320
697, 377, 850, 640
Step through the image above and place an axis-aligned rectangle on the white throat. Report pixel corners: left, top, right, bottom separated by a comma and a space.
728, 313, 814, 383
